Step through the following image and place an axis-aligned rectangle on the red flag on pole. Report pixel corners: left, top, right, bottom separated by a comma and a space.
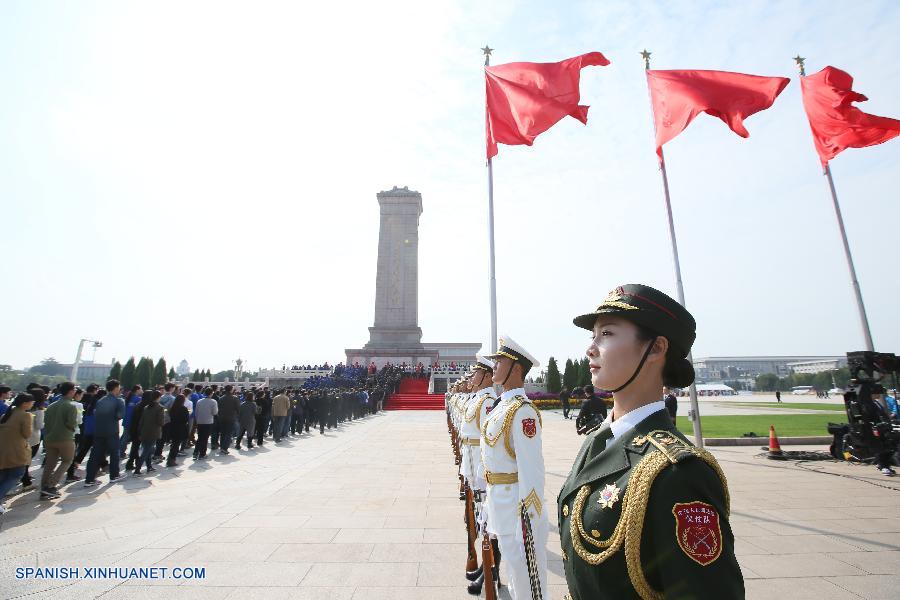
800, 66, 900, 166
485, 52, 609, 158
647, 70, 790, 158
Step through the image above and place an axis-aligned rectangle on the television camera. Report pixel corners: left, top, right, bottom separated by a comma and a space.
828, 351, 900, 465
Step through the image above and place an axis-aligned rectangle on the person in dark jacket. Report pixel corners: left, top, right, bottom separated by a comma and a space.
68, 384, 100, 481
290, 391, 305, 435
84, 379, 126, 486
255, 389, 270, 446
575, 384, 608, 432
125, 400, 145, 471
560, 386, 572, 419
663, 386, 678, 424
237, 394, 259, 450
166, 395, 190, 467
135, 391, 164, 475
216, 385, 240, 454
120, 385, 143, 457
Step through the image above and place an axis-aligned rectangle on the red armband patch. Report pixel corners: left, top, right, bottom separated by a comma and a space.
522, 418, 537, 438
672, 501, 722, 566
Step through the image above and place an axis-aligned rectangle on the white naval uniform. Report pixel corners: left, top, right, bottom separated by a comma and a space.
459, 387, 495, 490
480, 387, 548, 600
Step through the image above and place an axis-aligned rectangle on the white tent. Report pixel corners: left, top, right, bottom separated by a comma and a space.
694, 383, 736, 396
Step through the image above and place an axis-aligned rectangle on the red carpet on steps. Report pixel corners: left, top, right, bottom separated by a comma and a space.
386, 378, 444, 410
398, 378, 429, 394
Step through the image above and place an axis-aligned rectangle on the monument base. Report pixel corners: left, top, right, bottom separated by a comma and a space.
344, 347, 438, 370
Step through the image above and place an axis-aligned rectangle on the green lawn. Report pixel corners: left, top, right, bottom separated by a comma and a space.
722, 402, 844, 412
676, 414, 840, 438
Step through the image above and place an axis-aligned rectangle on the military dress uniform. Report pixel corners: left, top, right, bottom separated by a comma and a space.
558, 285, 744, 599
482, 336, 548, 600
460, 357, 497, 492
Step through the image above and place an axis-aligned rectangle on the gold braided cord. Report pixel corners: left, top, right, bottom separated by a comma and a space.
473, 393, 492, 430
464, 396, 479, 423
569, 447, 730, 600
570, 485, 627, 555
502, 399, 525, 459
481, 398, 522, 450
622, 451, 669, 600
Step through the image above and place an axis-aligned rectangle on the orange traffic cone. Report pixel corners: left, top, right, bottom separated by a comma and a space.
767, 425, 785, 460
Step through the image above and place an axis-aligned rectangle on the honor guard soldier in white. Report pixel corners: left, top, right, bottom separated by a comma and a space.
460, 356, 497, 491
482, 335, 548, 600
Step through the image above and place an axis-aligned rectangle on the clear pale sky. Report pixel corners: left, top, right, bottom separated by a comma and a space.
2, 1, 898, 374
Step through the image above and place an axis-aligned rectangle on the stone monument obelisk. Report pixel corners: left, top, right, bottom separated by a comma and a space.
366, 186, 423, 349
345, 186, 481, 379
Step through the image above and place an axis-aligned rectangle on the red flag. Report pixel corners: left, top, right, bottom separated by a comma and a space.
485, 52, 609, 158
800, 66, 900, 166
647, 70, 790, 157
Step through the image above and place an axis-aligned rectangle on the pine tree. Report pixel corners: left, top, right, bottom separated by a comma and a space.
204, 369, 211, 381
135, 357, 152, 389
191, 369, 201, 382
120, 357, 137, 390
108, 361, 122, 382
152, 357, 168, 386
546, 357, 561, 393
563, 359, 577, 390
167, 367, 176, 381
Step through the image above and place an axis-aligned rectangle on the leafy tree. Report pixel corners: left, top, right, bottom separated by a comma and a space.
28, 357, 67, 377
0, 371, 67, 390
108, 361, 122, 382
120, 357, 137, 389
152, 357, 168, 386
754, 373, 778, 391
562, 359, 577, 390
545, 357, 561, 393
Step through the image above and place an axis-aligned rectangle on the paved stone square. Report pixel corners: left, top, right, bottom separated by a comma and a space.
1, 409, 898, 599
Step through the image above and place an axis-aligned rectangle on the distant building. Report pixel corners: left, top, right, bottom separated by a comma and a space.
63, 362, 113, 384
786, 358, 847, 374
692, 356, 847, 382
176, 360, 190, 376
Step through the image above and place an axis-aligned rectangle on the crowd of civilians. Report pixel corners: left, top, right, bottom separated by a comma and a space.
0, 368, 388, 515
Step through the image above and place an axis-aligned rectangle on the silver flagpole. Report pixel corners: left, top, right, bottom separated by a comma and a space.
484, 45, 499, 353
794, 55, 875, 351
641, 49, 704, 448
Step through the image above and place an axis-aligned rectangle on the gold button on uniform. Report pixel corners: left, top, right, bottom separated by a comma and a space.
591, 529, 602, 538
562, 504, 569, 517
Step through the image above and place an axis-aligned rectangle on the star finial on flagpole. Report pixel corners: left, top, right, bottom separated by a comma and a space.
482, 45, 493, 57
793, 55, 806, 76
640, 49, 652, 70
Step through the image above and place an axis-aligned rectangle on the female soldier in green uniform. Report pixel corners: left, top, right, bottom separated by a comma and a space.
558, 284, 744, 599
